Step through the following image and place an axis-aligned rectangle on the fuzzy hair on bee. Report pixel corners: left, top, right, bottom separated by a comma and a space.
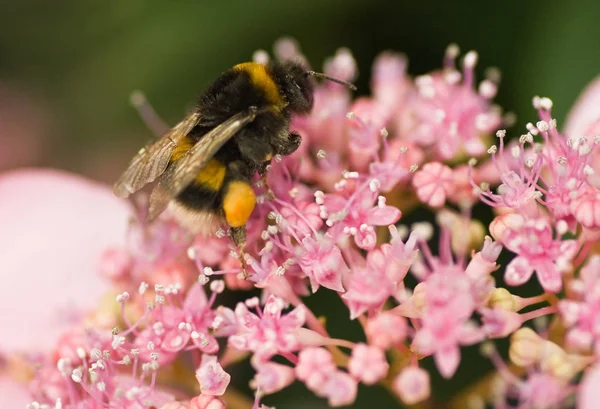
113, 58, 356, 274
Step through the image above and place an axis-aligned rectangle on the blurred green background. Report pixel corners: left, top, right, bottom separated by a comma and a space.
2, 0, 599, 407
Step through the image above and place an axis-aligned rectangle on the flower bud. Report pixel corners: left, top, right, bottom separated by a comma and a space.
393, 366, 430, 405
489, 212, 524, 242
487, 288, 517, 311
509, 328, 543, 367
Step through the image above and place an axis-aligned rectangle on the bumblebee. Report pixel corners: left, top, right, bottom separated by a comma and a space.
113, 59, 355, 269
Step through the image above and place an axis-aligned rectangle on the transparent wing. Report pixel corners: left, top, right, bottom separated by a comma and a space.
113, 112, 202, 198
147, 107, 259, 221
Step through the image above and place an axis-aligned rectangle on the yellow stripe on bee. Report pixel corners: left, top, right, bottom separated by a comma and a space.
233, 62, 285, 109
194, 159, 226, 190
223, 181, 256, 228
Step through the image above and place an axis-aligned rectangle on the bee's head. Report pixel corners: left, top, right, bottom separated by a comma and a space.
271, 61, 356, 115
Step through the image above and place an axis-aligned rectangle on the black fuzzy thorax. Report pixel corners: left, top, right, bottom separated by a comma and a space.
173, 65, 291, 213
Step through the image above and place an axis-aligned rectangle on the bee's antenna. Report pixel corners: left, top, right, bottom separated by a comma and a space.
305, 71, 357, 91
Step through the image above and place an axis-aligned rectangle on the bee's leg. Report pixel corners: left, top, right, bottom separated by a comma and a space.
258, 161, 275, 200
277, 132, 302, 156
230, 226, 249, 279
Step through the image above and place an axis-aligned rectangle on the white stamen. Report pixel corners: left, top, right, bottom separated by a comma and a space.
187, 246, 196, 259
445, 43, 460, 59
511, 146, 520, 158
71, 368, 83, 383
478, 80, 497, 98
526, 122, 539, 136
536, 120, 549, 132
540, 97, 553, 110
210, 280, 225, 294
116, 292, 129, 303
138, 281, 149, 295
463, 51, 478, 68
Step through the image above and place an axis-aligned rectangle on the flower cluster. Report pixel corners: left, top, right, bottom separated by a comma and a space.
5, 38, 600, 409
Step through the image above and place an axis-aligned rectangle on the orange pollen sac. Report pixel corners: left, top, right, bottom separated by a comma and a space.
223, 181, 257, 228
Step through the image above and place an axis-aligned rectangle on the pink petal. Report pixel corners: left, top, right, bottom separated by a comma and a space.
559, 239, 579, 260
354, 228, 377, 250
366, 206, 402, 226
504, 256, 535, 287
536, 260, 563, 293
0, 377, 31, 408
183, 283, 208, 312
564, 76, 600, 138
254, 362, 295, 395
195, 355, 231, 396
0, 169, 130, 353
189, 395, 226, 409
434, 345, 460, 378
578, 364, 600, 409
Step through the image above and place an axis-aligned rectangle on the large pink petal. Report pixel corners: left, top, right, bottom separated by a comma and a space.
0, 169, 131, 353
434, 345, 460, 379
504, 256, 535, 287
365, 206, 402, 226
0, 377, 31, 408
564, 76, 600, 138
578, 365, 600, 409
536, 260, 563, 293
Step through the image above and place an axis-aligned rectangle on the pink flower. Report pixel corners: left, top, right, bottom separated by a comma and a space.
279, 200, 323, 237
559, 256, 600, 352
321, 370, 358, 407
346, 99, 386, 171
253, 362, 295, 394
571, 186, 600, 230
412, 162, 453, 208
412, 313, 483, 378
347, 343, 389, 385
365, 312, 408, 349
195, 355, 231, 396
472, 131, 542, 216
503, 218, 578, 292
228, 295, 306, 362
0, 169, 130, 354
519, 373, 570, 409
464, 236, 502, 279
480, 308, 523, 338
188, 395, 226, 409
341, 253, 395, 319
393, 366, 430, 405
579, 364, 600, 409
131, 281, 220, 365
322, 186, 401, 250
297, 235, 347, 292
406, 46, 501, 160
295, 347, 337, 392
564, 76, 600, 140
370, 51, 412, 121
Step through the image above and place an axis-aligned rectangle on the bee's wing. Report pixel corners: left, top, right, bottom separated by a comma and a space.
113, 112, 202, 198
147, 107, 259, 221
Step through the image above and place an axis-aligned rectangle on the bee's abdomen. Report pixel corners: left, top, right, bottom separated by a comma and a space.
174, 158, 227, 211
